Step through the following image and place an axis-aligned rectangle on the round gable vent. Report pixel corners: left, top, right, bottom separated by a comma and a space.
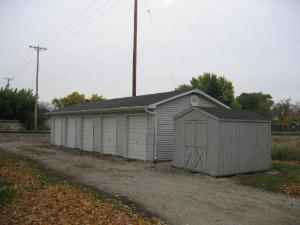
190, 95, 199, 106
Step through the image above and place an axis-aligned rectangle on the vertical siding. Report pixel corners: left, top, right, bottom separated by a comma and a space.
66, 118, 76, 148
116, 115, 127, 157
93, 117, 101, 152
205, 117, 219, 176
217, 121, 271, 176
174, 109, 219, 174
61, 117, 66, 146
75, 117, 82, 149
50, 118, 54, 144
155, 94, 219, 161
146, 113, 155, 161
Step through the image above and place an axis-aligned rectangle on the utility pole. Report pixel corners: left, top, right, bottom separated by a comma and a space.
3, 77, 14, 87
29, 45, 47, 130
132, 0, 138, 96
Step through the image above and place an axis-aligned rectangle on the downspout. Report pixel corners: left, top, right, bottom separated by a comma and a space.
145, 108, 157, 162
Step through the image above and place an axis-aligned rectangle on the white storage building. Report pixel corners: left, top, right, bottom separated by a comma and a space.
48, 89, 229, 161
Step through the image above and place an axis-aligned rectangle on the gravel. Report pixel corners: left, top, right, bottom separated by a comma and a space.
0, 133, 299, 225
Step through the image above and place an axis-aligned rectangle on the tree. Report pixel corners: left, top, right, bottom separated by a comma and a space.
176, 73, 239, 108
237, 92, 273, 118
0, 87, 36, 129
52, 92, 105, 109
87, 94, 105, 102
272, 99, 299, 122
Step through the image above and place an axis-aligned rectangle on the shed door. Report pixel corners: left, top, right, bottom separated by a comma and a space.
127, 115, 147, 160
53, 118, 62, 145
102, 117, 116, 155
184, 120, 207, 172
66, 118, 76, 148
82, 118, 94, 151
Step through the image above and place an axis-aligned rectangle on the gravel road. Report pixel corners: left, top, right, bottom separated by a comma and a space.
0, 133, 299, 225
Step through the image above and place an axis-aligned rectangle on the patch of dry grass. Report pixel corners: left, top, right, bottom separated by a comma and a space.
0, 151, 162, 225
0, 162, 40, 190
0, 185, 155, 225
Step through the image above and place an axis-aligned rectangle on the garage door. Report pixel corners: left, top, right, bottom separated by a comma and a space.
82, 118, 94, 151
53, 118, 62, 145
128, 115, 147, 160
102, 117, 116, 155
66, 118, 76, 148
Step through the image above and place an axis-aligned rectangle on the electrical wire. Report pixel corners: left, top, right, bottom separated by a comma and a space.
48, 0, 121, 48
144, 0, 176, 85
39, 0, 101, 45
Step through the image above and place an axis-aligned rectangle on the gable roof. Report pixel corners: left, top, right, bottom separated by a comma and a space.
55, 90, 186, 112
48, 89, 230, 115
199, 107, 271, 121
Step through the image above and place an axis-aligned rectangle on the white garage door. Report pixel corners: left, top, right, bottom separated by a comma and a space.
82, 118, 94, 152
128, 115, 147, 160
53, 118, 62, 145
66, 118, 76, 148
102, 117, 116, 155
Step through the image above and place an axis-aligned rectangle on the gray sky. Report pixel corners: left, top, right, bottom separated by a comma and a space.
0, 0, 299, 103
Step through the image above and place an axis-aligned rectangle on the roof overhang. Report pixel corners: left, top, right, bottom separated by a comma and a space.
148, 89, 231, 109
45, 106, 147, 117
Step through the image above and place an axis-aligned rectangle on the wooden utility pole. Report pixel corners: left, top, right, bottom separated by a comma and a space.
29, 45, 47, 130
132, 0, 138, 96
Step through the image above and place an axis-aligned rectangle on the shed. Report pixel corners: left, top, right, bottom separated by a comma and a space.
47, 89, 229, 162
174, 107, 272, 177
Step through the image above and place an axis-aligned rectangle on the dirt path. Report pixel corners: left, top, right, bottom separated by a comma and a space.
0, 134, 299, 225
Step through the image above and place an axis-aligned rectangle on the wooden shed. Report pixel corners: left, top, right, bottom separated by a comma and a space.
174, 107, 272, 177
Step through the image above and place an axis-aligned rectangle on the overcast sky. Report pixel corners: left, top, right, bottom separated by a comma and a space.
0, 0, 299, 103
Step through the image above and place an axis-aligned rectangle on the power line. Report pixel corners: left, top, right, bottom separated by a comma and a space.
48, 0, 121, 48
39, 0, 101, 45
144, 0, 176, 86
47, 0, 120, 48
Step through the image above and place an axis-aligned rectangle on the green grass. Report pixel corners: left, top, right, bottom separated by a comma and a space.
0, 180, 15, 207
272, 141, 300, 161
238, 162, 300, 194
272, 131, 300, 135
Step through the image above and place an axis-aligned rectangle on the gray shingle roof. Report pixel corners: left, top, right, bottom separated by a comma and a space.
199, 107, 271, 121
60, 90, 186, 112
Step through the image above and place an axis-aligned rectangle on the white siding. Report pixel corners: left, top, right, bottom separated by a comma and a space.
53, 118, 62, 145
127, 115, 147, 160
102, 116, 117, 155
82, 118, 94, 151
116, 115, 127, 157
66, 118, 76, 148
146, 113, 155, 161
75, 118, 82, 149
93, 117, 101, 152
155, 93, 218, 161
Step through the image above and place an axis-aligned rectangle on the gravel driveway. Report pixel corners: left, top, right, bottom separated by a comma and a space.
0, 133, 299, 225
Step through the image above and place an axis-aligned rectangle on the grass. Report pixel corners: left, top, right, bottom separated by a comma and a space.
272, 141, 300, 162
0, 149, 162, 225
238, 162, 300, 195
0, 180, 15, 207
272, 131, 300, 135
